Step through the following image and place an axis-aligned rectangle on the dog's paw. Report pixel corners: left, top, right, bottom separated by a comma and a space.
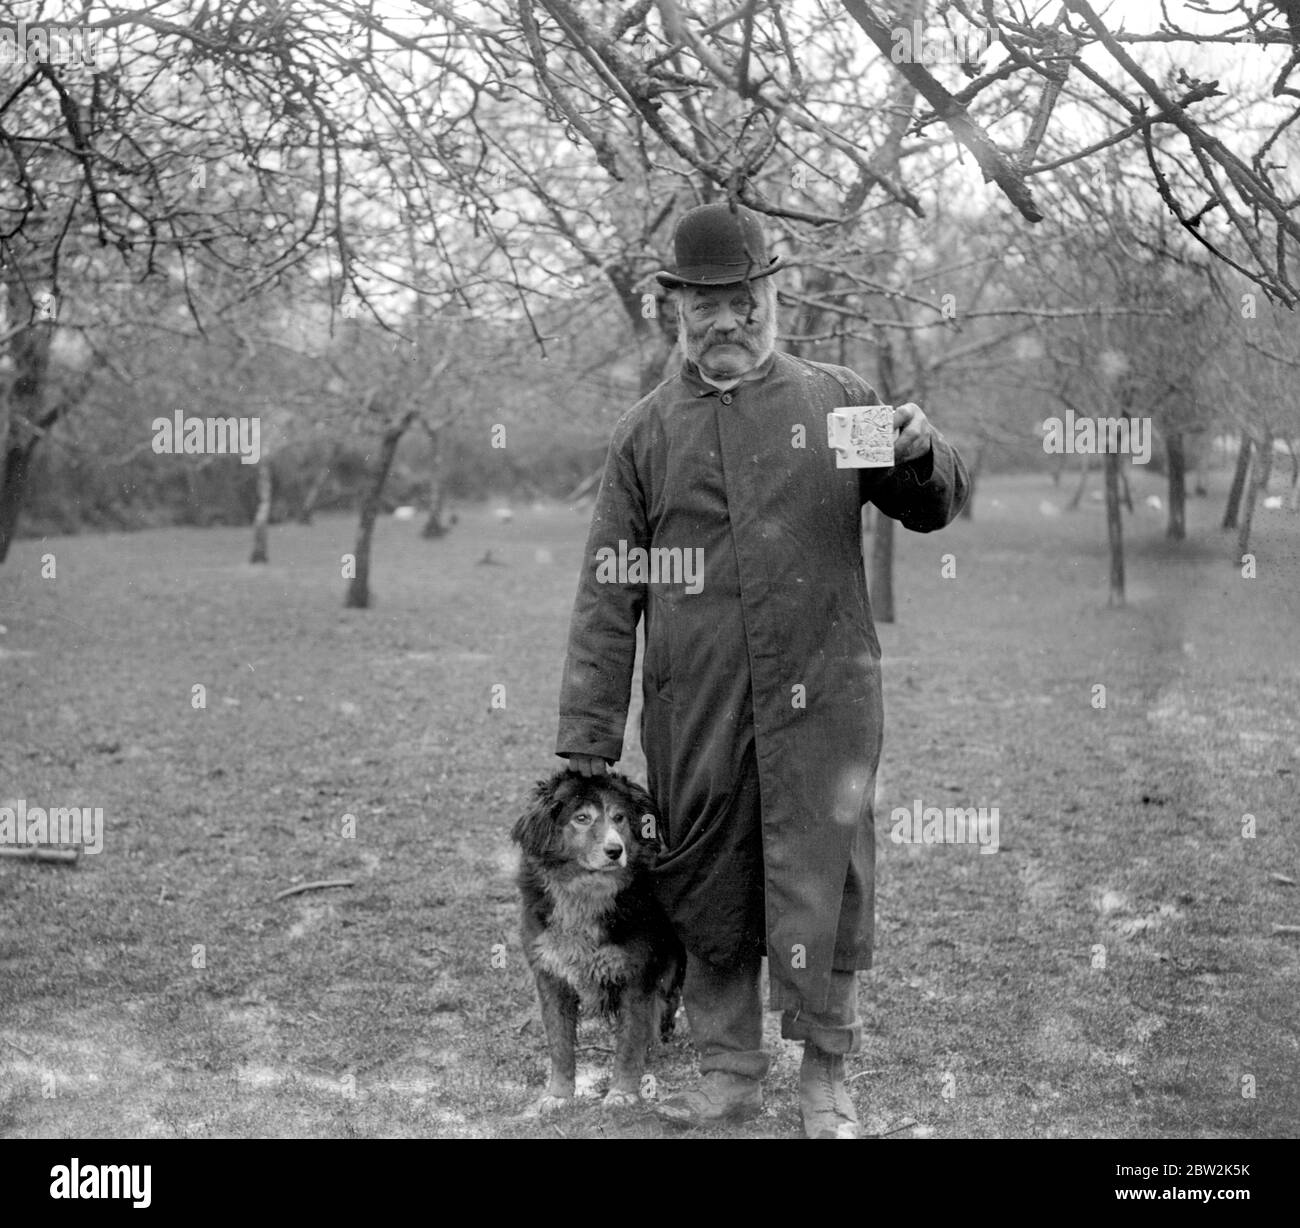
602, 1087, 641, 1110
536, 1093, 574, 1115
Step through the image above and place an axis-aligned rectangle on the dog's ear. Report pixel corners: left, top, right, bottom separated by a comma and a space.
617, 777, 664, 850
511, 770, 574, 857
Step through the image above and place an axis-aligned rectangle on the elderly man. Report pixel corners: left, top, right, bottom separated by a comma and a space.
555, 201, 969, 1138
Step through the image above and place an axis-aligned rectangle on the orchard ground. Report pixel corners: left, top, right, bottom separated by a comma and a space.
1, 469, 1297, 1139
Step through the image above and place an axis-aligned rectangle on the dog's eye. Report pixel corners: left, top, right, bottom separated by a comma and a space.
570, 813, 595, 828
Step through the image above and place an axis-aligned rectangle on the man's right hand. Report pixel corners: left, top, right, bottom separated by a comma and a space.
566, 754, 609, 777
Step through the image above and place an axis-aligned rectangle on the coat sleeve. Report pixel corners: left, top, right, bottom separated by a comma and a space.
861, 431, 971, 532
554, 414, 648, 763
822, 361, 971, 532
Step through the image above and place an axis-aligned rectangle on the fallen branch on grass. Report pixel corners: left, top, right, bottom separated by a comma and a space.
877, 1116, 920, 1137
273, 879, 356, 901
1271, 924, 1300, 935
0, 846, 80, 864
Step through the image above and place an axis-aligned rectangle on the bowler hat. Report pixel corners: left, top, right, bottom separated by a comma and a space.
655, 202, 786, 288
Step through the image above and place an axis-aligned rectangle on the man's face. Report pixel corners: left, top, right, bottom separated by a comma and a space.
678, 280, 777, 380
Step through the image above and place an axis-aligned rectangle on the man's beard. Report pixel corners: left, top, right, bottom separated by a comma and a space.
678, 295, 778, 379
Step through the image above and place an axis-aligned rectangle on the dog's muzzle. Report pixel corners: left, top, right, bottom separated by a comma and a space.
599, 828, 627, 869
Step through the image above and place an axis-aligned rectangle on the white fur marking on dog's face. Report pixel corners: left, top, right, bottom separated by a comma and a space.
568, 800, 632, 872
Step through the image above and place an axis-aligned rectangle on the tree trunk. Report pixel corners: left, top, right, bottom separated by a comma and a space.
297, 442, 340, 524
499, 451, 543, 500
787, 266, 834, 360
421, 433, 453, 539
0, 433, 45, 563
1165, 430, 1186, 540
1193, 439, 1208, 496
1236, 430, 1272, 559
250, 460, 272, 563
421, 488, 451, 538
1105, 449, 1125, 607
1222, 433, 1252, 529
960, 441, 984, 520
870, 513, 895, 623
0, 270, 55, 564
856, 69, 914, 625
1066, 453, 1091, 510
1284, 438, 1299, 511
1118, 461, 1133, 513
868, 324, 902, 621
346, 412, 414, 608
1259, 432, 1275, 491
607, 259, 674, 397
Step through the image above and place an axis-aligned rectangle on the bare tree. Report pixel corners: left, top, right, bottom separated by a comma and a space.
0, 4, 527, 561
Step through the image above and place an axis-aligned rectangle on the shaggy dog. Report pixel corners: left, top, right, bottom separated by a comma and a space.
512, 768, 683, 1112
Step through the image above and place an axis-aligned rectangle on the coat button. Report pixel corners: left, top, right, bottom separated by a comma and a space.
721, 393, 733, 405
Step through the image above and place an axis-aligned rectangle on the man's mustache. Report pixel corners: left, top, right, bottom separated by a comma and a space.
702, 329, 760, 349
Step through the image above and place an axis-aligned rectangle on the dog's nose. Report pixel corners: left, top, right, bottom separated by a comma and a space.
603, 841, 623, 860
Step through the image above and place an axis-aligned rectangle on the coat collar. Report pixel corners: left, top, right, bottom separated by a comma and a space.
680, 350, 779, 397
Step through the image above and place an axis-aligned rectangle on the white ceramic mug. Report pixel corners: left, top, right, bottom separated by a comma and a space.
827, 405, 896, 468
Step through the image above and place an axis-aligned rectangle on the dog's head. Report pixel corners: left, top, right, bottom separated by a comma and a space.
512, 768, 662, 877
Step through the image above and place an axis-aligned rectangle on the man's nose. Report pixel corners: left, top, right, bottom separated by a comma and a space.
712, 303, 738, 332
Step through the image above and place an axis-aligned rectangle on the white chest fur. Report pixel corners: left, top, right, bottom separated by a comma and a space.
533, 876, 630, 1005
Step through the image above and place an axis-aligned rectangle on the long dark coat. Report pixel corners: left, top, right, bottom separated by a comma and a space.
555, 351, 969, 1013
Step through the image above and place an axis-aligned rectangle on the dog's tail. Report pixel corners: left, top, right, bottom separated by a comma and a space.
654, 945, 686, 1043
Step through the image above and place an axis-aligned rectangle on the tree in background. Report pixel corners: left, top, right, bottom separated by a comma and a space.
4, 0, 1298, 613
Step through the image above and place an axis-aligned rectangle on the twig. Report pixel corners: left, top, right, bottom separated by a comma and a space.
0, 845, 80, 864
273, 879, 356, 901
1271, 873, 1296, 886
877, 1116, 920, 1137
840, 0, 1043, 222
1271, 924, 1300, 935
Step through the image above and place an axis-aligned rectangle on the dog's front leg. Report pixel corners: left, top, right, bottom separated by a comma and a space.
605, 984, 654, 1108
535, 971, 579, 1113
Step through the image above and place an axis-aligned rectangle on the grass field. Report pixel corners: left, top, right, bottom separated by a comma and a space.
1, 468, 1297, 1139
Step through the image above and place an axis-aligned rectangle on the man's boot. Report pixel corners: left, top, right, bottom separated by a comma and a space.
799, 1043, 863, 1139
656, 952, 767, 1127
655, 1070, 763, 1126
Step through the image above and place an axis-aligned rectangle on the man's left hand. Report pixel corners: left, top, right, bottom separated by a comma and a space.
893, 402, 934, 465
